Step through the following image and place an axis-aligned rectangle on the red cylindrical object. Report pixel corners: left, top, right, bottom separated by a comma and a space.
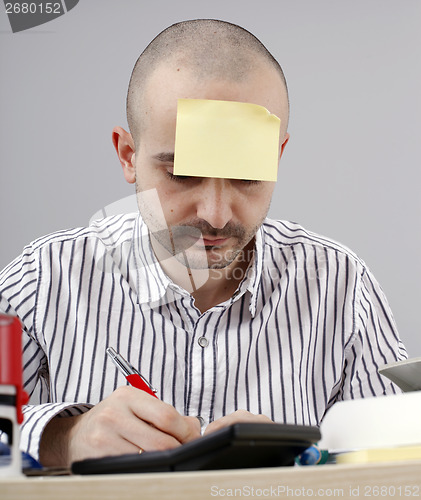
0, 314, 29, 423
126, 374, 158, 398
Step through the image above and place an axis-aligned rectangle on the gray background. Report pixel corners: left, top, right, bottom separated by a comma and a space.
1, 0, 420, 355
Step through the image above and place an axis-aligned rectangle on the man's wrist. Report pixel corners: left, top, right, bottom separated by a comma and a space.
39, 414, 80, 467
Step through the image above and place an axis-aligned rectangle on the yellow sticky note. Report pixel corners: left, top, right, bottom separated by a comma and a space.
174, 99, 281, 182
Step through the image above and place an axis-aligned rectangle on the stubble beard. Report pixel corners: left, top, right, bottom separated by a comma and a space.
136, 182, 267, 271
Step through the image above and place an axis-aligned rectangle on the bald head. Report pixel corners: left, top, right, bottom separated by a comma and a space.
127, 19, 290, 147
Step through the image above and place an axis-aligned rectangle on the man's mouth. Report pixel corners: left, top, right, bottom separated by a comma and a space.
201, 237, 229, 246
170, 226, 236, 249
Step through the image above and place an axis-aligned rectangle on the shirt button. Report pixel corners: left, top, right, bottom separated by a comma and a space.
198, 336, 209, 347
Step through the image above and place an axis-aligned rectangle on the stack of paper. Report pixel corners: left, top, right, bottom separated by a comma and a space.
336, 445, 421, 464
318, 392, 421, 463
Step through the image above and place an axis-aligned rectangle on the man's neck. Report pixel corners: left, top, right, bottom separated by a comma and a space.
150, 236, 255, 314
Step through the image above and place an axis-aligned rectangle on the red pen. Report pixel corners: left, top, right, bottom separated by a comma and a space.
106, 347, 158, 398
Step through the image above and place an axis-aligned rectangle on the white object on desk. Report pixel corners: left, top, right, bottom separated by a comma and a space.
318, 392, 421, 452
378, 357, 421, 392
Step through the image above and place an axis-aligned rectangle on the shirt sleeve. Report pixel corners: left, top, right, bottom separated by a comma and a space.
339, 265, 408, 400
0, 245, 92, 460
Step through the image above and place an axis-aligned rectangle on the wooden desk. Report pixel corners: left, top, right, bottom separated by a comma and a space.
1, 460, 420, 500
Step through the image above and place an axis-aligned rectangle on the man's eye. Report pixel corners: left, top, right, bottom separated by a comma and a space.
240, 179, 261, 185
165, 171, 191, 183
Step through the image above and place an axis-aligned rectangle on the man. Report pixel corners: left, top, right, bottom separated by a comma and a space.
0, 19, 406, 467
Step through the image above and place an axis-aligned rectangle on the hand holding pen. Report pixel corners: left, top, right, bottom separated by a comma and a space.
40, 350, 202, 466
106, 347, 206, 437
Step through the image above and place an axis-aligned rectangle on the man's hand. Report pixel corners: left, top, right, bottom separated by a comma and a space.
39, 386, 201, 466
204, 409, 274, 435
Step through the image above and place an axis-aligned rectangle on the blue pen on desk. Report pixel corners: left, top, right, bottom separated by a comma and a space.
296, 444, 330, 465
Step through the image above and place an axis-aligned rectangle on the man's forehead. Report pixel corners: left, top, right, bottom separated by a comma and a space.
139, 65, 287, 182
144, 60, 286, 111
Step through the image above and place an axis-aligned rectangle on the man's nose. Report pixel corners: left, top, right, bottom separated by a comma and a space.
195, 178, 233, 229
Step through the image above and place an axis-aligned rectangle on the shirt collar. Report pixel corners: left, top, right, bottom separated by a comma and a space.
249, 225, 265, 316
132, 215, 172, 304
132, 214, 265, 315
231, 225, 264, 318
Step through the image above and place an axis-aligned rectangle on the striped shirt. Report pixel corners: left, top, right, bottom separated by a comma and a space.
0, 213, 407, 459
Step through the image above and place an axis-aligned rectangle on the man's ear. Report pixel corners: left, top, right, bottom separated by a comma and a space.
112, 126, 136, 184
279, 132, 290, 160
